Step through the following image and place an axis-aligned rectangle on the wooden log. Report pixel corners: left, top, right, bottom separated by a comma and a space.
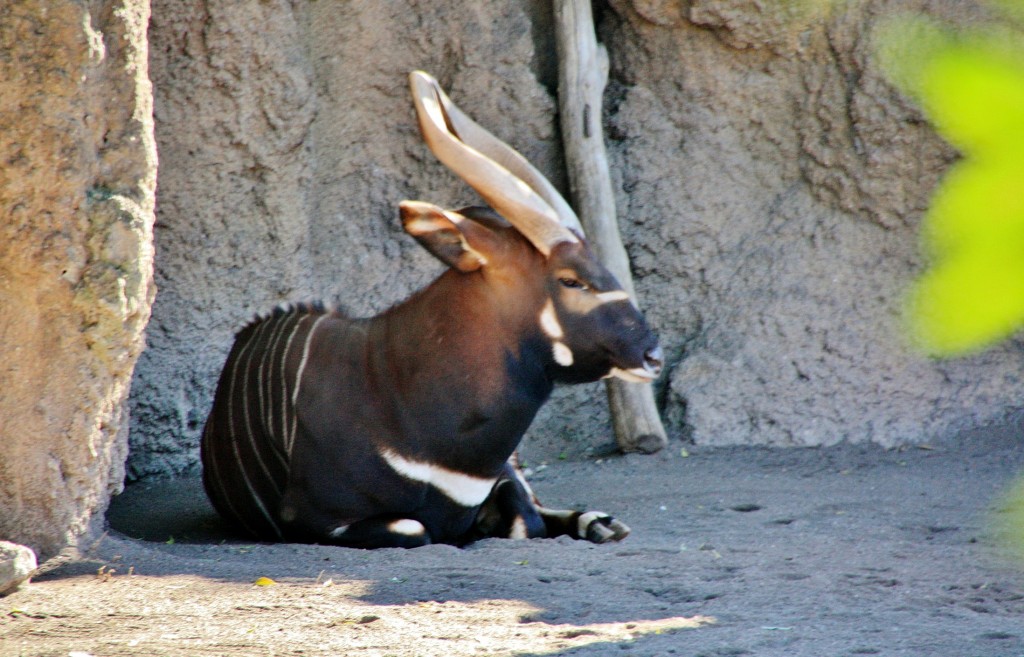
553, 0, 668, 454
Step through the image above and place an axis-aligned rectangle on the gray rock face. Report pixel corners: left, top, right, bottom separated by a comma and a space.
0, 542, 38, 596
127, 0, 1024, 482
602, 0, 1024, 447
0, 2, 156, 559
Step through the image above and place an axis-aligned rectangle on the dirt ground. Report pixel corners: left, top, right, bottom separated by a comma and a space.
4, 425, 1024, 657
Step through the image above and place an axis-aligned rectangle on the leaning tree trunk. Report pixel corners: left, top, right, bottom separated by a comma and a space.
554, 0, 668, 454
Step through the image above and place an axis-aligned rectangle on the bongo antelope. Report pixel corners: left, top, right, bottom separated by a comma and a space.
200, 71, 663, 548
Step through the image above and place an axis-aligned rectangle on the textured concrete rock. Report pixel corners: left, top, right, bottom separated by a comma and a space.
604, 0, 1024, 446
0, 542, 37, 596
129, 0, 1024, 481
0, 1, 156, 559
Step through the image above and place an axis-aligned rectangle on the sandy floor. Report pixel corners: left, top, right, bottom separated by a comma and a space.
4, 425, 1024, 657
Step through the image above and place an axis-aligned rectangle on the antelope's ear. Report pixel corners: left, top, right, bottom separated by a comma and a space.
400, 200, 490, 273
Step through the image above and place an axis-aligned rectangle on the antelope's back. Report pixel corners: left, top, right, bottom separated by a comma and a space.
200, 303, 330, 540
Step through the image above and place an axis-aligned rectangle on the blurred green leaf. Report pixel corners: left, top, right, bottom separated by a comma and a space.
878, 10, 1024, 356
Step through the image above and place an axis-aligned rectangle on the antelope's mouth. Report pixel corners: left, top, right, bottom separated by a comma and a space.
606, 345, 664, 383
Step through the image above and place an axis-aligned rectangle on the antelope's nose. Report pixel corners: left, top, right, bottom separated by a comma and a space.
643, 345, 664, 377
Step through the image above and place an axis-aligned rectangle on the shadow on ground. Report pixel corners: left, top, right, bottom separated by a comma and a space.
10, 423, 1024, 656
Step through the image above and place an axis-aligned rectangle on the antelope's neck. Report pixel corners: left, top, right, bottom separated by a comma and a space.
367, 271, 553, 473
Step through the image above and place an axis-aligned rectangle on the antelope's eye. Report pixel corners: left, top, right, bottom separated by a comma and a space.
559, 277, 586, 290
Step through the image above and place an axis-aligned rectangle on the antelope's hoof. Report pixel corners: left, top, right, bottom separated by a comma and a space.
580, 512, 631, 543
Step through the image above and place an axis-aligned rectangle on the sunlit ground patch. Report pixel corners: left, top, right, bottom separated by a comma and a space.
1, 571, 714, 656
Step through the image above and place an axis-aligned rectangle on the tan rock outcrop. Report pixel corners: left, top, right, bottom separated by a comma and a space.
0, 1, 156, 559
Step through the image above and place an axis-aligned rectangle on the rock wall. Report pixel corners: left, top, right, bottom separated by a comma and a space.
0, 0, 156, 560
603, 0, 1024, 446
128, 0, 1024, 480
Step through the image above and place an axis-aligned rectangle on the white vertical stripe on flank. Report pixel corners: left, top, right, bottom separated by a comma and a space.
204, 424, 260, 539
279, 313, 307, 458
248, 317, 274, 450
221, 320, 280, 536
238, 320, 282, 497
267, 312, 299, 465
260, 314, 292, 447
287, 313, 329, 456
230, 427, 283, 540
225, 319, 265, 480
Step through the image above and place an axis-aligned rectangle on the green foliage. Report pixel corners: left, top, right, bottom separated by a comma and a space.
877, 8, 1024, 356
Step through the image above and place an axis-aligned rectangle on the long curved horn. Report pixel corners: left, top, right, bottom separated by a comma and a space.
423, 76, 585, 235
409, 71, 580, 257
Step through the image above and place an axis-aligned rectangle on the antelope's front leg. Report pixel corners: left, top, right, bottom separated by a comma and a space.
536, 505, 631, 543
472, 456, 630, 543
471, 463, 547, 541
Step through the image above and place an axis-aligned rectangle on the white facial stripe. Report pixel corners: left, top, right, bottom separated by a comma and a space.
388, 519, 426, 536
553, 341, 574, 367
539, 299, 564, 339
595, 290, 631, 303
381, 449, 496, 507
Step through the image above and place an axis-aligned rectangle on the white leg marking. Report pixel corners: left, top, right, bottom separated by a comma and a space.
539, 299, 564, 339
510, 460, 537, 502
381, 449, 496, 507
553, 341, 574, 367
577, 511, 607, 538
288, 314, 329, 456
329, 524, 350, 539
509, 516, 529, 539
539, 507, 575, 521
388, 519, 426, 536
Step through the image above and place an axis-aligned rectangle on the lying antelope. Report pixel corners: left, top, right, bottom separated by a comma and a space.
200, 71, 663, 548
